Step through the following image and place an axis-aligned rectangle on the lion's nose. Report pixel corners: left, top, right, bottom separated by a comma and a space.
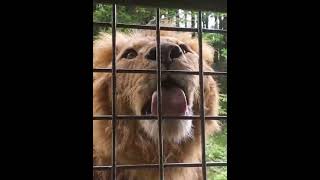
145, 43, 182, 68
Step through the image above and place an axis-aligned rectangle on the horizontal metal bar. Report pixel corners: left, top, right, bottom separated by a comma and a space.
93, 22, 227, 34
206, 162, 227, 167
93, 162, 227, 170
165, 162, 227, 168
93, 115, 227, 120
94, 164, 156, 170
94, 0, 227, 12
93, 68, 227, 76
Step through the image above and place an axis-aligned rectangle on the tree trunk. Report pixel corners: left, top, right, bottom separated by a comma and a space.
204, 12, 209, 28
191, 12, 196, 37
222, 16, 227, 30
214, 14, 219, 29
175, 9, 180, 27
191, 12, 195, 28
184, 10, 188, 28
202, 12, 205, 28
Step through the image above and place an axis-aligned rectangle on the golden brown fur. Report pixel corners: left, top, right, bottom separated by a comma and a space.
93, 30, 220, 180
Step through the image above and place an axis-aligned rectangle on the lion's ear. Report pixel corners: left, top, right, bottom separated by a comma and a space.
93, 32, 128, 68
186, 39, 215, 67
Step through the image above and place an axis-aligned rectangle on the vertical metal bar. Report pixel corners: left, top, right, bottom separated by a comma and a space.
156, 8, 164, 180
93, 1, 96, 11
111, 3, 117, 180
197, 11, 207, 180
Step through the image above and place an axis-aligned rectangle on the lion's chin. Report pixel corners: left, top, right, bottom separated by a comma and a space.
140, 120, 194, 143
139, 105, 194, 143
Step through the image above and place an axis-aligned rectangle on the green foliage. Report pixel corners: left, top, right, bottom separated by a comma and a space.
219, 94, 227, 116
205, 94, 227, 180
206, 127, 227, 161
203, 32, 227, 94
93, 4, 155, 36
203, 33, 227, 62
204, 33, 225, 45
94, 4, 155, 24
206, 124, 227, 180
93, 4, 112, 22
160, 8, 177, 20
208, 167, 227, 180
221, 48, 227, 60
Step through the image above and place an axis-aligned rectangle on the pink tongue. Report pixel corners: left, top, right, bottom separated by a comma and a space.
151, 87, 187, 115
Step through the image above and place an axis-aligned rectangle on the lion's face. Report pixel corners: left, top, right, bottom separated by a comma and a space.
116, 35, 200, 143
94, 31, 217, 143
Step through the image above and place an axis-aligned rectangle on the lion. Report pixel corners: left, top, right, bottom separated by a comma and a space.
93, 29, 221, 180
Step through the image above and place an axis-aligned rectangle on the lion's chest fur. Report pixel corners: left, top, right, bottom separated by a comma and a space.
93, 120, 204, 180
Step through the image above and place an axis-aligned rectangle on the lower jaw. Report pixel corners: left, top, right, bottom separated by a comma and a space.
162, 120, 193, 143
140, 108, 194, 143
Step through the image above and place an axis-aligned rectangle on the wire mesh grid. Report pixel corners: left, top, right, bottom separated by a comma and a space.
93, 2, 227, 180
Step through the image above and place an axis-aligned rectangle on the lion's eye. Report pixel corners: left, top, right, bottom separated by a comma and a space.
122, 49, 137, 59
179, 44, 191, 54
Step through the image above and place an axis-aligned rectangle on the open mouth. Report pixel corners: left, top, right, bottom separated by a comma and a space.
142, 78, 190, 116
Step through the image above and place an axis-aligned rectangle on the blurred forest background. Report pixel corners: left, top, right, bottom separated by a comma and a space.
93, 4, 227, 180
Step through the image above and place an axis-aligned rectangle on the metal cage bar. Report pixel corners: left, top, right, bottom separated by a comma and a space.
93, 68, 227, 76
197, 11, 208, 180
156, 8, 165, 180
93, 115, 227, 120
93, 2, 227, 180
111, 3, 117, 180
93, 162, 227, 170
93, 22, 227, 34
